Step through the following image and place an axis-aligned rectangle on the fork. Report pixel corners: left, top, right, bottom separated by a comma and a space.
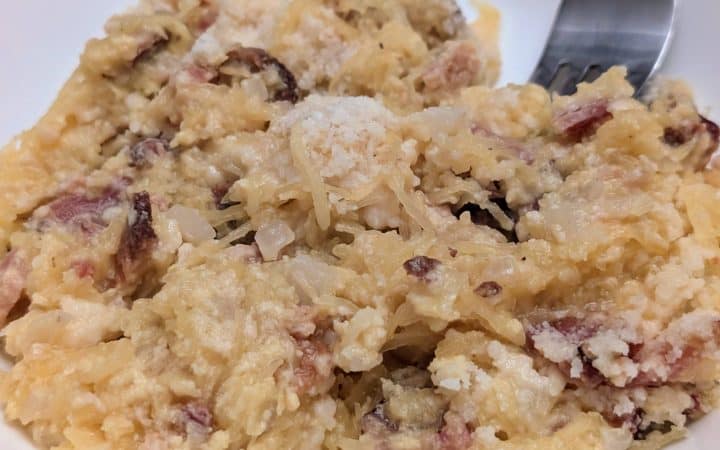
530, 0, 676, 96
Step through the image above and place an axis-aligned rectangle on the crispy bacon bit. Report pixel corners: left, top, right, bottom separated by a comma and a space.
553, 99, 612, 142
663, 116, 719, 170
403, 256, 441, 282
0, 250, 29, 327
71, 260, 95, 279
361, 404, 399, 434
422, 41, 480, 92
543, 316, 600, 341
474, 281, 502, 298
46, 188, 122, 234
436, 413, 472, 450
222, 47, 299, 103
212, 183, 230, 207
526, 317, 608, 386
181, 402, 213, 428
627, 341, 644, 360
176, 401, 214, 438
115, 192, 158, 282
663, 126, 694, 147
531, 313, 720, 390
129, 138, 169, 168
294, 335, 333, 395
632, 320, 720, 387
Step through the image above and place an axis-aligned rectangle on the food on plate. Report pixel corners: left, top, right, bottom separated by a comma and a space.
1, 0, 719, 449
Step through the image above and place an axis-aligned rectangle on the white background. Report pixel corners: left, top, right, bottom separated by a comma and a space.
1, 1, 719, 449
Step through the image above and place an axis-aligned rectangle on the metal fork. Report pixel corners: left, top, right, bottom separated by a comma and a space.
530, 0, 676, 96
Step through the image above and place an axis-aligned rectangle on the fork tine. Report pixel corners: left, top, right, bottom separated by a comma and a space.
529, 59, 561, 90
548, 62, 585, 96
530, 0, 676, 96
580, 64, 605, 85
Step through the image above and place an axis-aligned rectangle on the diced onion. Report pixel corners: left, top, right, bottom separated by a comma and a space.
255, 220, 295, 261
166, 205, 216, 244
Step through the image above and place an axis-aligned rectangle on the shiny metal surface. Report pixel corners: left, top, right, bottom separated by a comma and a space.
530, 0, 676, 96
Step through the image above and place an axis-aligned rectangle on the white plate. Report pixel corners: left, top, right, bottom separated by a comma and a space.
0, 1, 718, 449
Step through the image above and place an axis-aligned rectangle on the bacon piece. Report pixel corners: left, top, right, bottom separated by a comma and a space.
422, 41, 480, 92
435, 413, 472, 450
663, 115, 720, 170
222, 47, 299, 103
181, 402, 213, 428
663, 126, 694, 147
71, 260, 96, 279
293, 335, 333, 396
361, 404, 399, 435
403, 256, 441, 282
46, 188, 122, 234
129, 138, 169, 168
0, 250, 29, 327
211, 183, 231, 207
474, 281, 502, 298
176, 401, 214, 439
543, 316, 600, 341
115, 192, 158, 283
631, 318, 720, 386
526, 317, 608, 386
530, 312, 720, 389
553, 99, 612, 142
